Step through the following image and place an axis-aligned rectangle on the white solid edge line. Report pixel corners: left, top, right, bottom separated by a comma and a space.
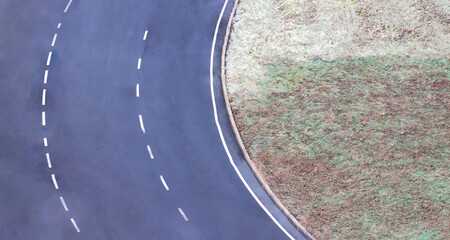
44, 70, 48, 84
60, 196, 69, 211
146, 145, 154, 159
46, 153, 52, 168
70, 218, 80, 232
51, 34, 58, 47
51, 174, 59, 189
137, 58, 142, 69
57, 23, 61, 29
42, 89, 47, 106
143, 30, 148, 40
160, 175, 169, 191
42, 111, 46, 126
178, 208, 189, 221
139, 114, 146, 133
46, 52, 52, 66
136, 83, 140, 97
43, 137, 48, 147
64, 0, 73, 13
209, 1, 295, 240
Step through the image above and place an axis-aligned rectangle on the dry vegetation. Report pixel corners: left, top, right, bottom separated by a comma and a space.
226, 0, 449, 239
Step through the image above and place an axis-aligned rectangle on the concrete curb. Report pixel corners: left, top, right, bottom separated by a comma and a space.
220, 1, 316, 240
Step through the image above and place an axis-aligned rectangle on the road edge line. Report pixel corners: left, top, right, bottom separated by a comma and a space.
211, 1, 293, 239
219, 1, 316, 239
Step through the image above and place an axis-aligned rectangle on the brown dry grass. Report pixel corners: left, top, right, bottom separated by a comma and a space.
226, 0, 450, 239
230, 57, 449, 239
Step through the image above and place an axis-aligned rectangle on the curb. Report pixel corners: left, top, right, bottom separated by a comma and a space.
220, 1, 316, 240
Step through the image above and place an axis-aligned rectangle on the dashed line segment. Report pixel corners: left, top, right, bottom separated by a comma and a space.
42, 89, 47, 105
136, 83, 140, 97
51, 34, 58, 47
60, 196, 69, 212
42, 111, 46, 126
51, 174, 59, 190
44, 3, 81, 234
46, 52, 52, 66
146, 145, 154, 159
160, 175, 169, 191
44, 70, 48, 84
178, 208, 189, 221
143, 30, 148, 40
137, 58, 142, 69
46, 153, 52, 168
64, 0, 73, 13
70, 218, 80, 232
138, 114, 146, 133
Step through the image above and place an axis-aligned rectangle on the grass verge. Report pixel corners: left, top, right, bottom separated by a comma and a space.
229, 55, 449, 239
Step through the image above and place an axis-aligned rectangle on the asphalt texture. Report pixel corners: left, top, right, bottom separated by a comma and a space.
0, 0, 307, 239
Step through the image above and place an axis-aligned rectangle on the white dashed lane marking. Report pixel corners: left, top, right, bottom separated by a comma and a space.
42, 89, 47, 106
64, 0, 73, 13
70, 218, 80, 232
51, 34, 58, 47
138, 114, 146, 134
160, 175, 169, 191
60, 196, 69, 212
136, 83, 140, 97
42, 111, 46, 126
178, 208, 189, 222
143, 30, 148, 40
46, 5, 82, 233
44, 70, 48, 84
46, 52, 52, 66
46, 153, 52, 168
146, 145, 154, 159
51, 174, 59, 190
137, 58, 142, 69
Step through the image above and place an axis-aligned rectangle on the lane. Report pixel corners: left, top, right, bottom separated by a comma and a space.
0, 0, 307, 239
0, 1, 77, 238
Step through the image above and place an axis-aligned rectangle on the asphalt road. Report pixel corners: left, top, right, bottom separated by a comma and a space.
0, 0, 307, 239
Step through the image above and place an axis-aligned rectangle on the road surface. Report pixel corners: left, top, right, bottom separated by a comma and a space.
0, 0, 307, 239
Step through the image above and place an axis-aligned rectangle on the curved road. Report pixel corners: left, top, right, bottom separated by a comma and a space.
0, 0, 307, 239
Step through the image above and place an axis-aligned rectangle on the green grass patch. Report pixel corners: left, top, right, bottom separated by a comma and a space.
232, 55, 449, 239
